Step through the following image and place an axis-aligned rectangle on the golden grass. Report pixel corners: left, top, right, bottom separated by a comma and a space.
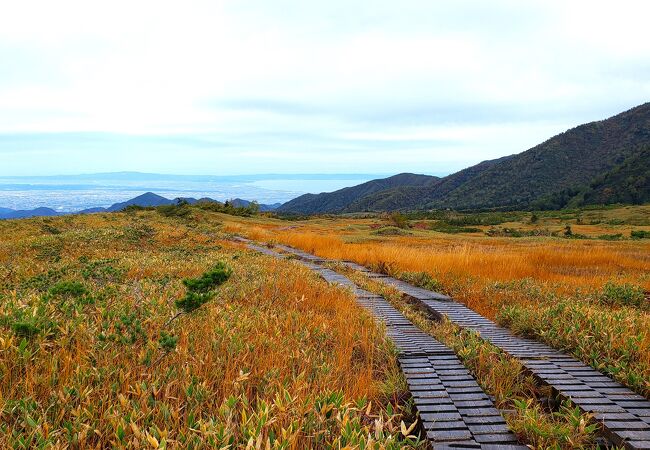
0, 212, 420, 448
221, 207, 650, 397
223, 220, 649, 318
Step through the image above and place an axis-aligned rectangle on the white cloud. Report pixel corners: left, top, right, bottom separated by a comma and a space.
0, 0, 648, 175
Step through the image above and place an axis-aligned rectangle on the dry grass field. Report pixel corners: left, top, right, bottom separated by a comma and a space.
223, 205, 650, 398
1, 203, 648, 448
0, 210, 421, 449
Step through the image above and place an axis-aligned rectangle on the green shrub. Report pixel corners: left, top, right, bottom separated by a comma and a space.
431, 223, 481, 234
123, 205, 154, 213
388, 212, 409, 229
158, 332, 179, 352
48, 281, 88, 298
371, 226, 411, 236
21, 268, 66, 292
176, 262, 232, 313
41, 223, 61, 235
600, 282, 645, 308
8, 313, 58, 340
400, 271, 445, 293
445, 214, 509, 226
31, 236, 63, 261
631, 230, 650, 239
182, 262, 233, 293
157, 202, 192, 218
80, 259, 125, 282
485, 227, 553, 237
11, 321, 41, 338
176, 291, 213, 313
406, 211, 524, 224
121, 223, 156, 242
114, 312, 146, 344
597, 233, 623, 241
196, 200, 259, 217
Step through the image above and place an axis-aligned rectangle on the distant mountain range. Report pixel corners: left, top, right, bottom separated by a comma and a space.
0, 193, 281, 219
278, 102, 650, 213
2, 103, 648, 218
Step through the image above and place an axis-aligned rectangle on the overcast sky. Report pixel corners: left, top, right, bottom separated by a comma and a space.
1, 0, 649, 176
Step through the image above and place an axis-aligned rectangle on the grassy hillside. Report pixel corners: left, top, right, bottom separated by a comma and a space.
0, 211, 419, 448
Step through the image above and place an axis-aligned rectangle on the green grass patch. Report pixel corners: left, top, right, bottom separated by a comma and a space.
371, 226, 412, 236
430, 223, 481, 234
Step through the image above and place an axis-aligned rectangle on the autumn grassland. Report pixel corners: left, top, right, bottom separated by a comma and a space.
0, 203, 648, 448
0, 210, 421, 449
223, 206, 650, 398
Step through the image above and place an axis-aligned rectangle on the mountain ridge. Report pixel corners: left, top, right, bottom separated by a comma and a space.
277, 172, 437, 214
278, 102, 650, 213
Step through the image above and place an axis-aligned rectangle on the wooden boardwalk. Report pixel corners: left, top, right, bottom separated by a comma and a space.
266, 241, 650, 450
237, 238, 525, 448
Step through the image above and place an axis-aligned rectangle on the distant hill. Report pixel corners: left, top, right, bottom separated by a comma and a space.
278, 103, 650, 213
348, 156, 514, 212
1, 193, 281, 219
106, 192, 174, 212
0, 207, 59, 220
230, 198, 282, 212
277, 173, 437, 214
78, 207, 108, 214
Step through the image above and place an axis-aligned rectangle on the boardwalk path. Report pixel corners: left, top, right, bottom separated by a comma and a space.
268, 242, 650, 450
237, 238, 525, 449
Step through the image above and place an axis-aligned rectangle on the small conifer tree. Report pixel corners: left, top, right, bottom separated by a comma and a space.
175, 262, 232, 314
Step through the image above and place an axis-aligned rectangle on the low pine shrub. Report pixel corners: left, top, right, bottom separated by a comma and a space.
485, 227, 553, 237
48, 281, 88, 298
47, 280, 95, 305
182, 262, 233, 293
11, 321, 41, 338
176, 262, 232, 313
158, 332, 179, 352
175, 291, 213, 313
157, 203, 192, 218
